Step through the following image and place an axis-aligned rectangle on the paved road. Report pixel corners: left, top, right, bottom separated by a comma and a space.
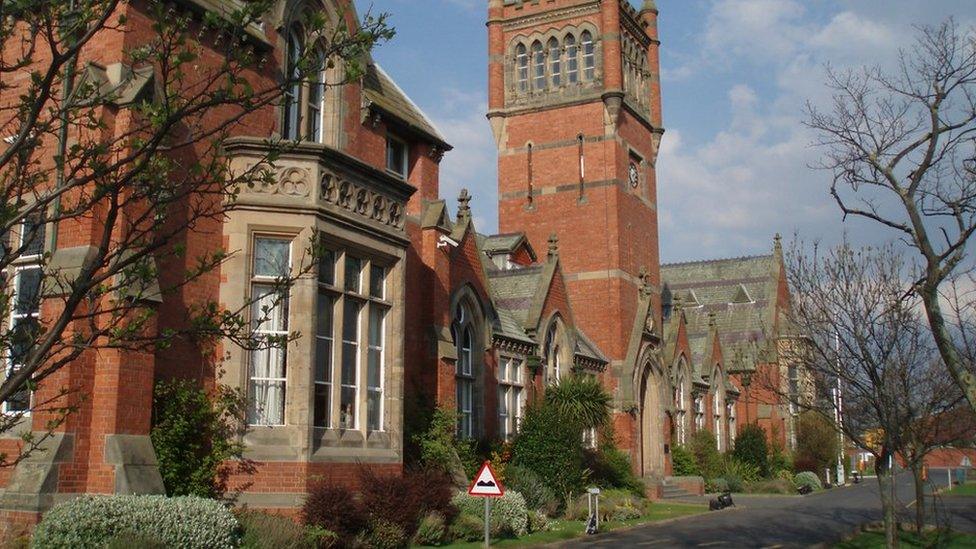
558, 474, 976, 548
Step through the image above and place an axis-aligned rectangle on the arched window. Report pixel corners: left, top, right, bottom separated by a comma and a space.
674, 364, 688, 445
531, 41, 545, 91
565, 34, 578, 84
452, 302, 477, 438
581, 31, 595, 80
548, 37, 561, 87
543, 320, 563, 386
515, 43, 528, 92
307, 49, 326, 142
282, 26, 303, 140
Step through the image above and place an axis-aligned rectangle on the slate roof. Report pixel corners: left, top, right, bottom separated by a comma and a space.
487, 266, 544, 331
363, 64, 451, 149
662, 254, 780, 373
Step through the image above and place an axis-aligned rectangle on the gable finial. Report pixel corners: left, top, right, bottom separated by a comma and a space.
708, 312, 717, 329
457, 188, 471, 220
774, 232, 783, 253
673, 293, 683, 312
547, 233, 559, 260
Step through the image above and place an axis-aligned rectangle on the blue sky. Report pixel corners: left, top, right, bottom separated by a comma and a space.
364, 0, 976, 262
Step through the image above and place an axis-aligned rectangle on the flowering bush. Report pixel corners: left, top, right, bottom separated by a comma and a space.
31, 495, 239, 549
452, 490, 528, 537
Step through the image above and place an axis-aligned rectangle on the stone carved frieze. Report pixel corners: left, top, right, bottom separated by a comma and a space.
320, 170, 405, 230
245, 164, 311, 197
234, 154, 407, 233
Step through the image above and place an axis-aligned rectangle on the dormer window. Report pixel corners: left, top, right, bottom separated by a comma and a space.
386, 135, 408, 179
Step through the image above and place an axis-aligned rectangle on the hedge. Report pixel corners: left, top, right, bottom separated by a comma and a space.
31, 495, 239, 549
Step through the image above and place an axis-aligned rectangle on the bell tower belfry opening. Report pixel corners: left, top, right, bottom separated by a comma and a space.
487, 0, 666, 473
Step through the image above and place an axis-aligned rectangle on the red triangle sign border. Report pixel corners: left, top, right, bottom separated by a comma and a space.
467, 460, 505, 498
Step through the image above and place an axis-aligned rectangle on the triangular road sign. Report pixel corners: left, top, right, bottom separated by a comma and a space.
467, 461, 504, 497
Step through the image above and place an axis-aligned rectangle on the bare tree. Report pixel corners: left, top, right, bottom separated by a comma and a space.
781, 240, 964, 548
0, 1, 392, 462
806, 19, 976, 413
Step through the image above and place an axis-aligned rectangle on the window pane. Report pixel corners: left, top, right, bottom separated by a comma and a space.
248, 379, 285, 426
367, 389, 381, 431
319, 249, 335, 285
283, 29, 303, 140
317, 291, 333, 336
15, 267, 41, 315
251, 284, 288, 332
315, 338, 332, 385
345, 256, 362, 293
342, 299, 360, 345
340, 386, 356, 429
368, 307, 384, 348
9, 317, 39, 366
369, 265, 385, 299
386, 138, 407, 177
254, 238, 290, 278
249, 339, 286, 380
21, 214, 45, 257
313, 383, 330, 428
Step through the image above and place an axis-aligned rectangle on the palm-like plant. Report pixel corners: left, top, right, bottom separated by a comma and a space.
544, 375, 611, 430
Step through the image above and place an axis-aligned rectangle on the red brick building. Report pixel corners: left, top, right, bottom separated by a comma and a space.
0, 0, 802, 530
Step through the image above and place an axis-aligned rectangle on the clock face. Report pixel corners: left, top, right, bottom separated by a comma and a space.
629, 163, 640, 187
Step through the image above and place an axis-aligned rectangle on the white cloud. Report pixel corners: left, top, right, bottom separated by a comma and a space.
428, 88, 499, 233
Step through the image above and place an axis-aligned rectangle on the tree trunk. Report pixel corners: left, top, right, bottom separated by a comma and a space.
911, 461, 925, 533
919, 284, 976, 414
877, 461, 899, 548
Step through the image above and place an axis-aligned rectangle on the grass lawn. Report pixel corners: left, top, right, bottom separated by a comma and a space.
836, 530, 976, 548
945, 482, 976, 496
421, 502, 706, 548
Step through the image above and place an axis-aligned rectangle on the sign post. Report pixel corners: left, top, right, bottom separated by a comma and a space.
467, 461, 504, 548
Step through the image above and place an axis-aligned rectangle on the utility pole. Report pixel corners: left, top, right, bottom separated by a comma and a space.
834, 333, 846, 485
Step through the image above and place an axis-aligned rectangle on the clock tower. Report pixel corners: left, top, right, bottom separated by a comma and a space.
487, 0, 665, 471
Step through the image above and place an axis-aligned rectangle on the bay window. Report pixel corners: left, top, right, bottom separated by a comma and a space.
315, 249, 389, 432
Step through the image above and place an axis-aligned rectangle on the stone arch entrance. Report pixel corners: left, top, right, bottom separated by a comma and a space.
638, 359, 666, 478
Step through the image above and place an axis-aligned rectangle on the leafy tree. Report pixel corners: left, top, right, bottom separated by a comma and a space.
511, 402, 586, 502
0, 0, 393, 462
688, 430, 722, 480
544, 374, 612, 429
793, 412, 839, 476
732, 423, 769, 478
150, 379, 251, 499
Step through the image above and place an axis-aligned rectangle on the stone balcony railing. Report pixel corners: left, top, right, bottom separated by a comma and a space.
223, 137, 415, 243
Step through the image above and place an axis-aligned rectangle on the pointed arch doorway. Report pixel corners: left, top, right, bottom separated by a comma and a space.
639, 360, 666, 478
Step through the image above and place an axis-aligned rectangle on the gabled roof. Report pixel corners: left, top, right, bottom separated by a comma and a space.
487, 266, 545, 330
363, 63, 451, 149
482, 232, 537, 262
662, 250, 782, 373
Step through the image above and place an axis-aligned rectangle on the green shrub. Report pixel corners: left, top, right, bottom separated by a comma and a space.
599, 489, 643, 522
732, 424, 769, 477
452, 490, 528, 537
794, 471, 823, 491
413, 513, 446, 546
718, 457, 760, 492
688, 430, 723, 479
670, 446, 700, 477
706, 477, 729, 493
503, 465, 557, 514
768, 445, 793, 477
150, 380, 249, 499
511, 402, 586, 500
412, 406, 458, 472
447, 513, 484, 542
31, 495, 239, 549
794, 412, 839, 474
366, 520, 407, 549
237, 509, 332, 549
527, 510, 552, 533
105, 534, 166, 549
742, 478, 794, 494
544, 375, 612, 430
586, 444, 644, 497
